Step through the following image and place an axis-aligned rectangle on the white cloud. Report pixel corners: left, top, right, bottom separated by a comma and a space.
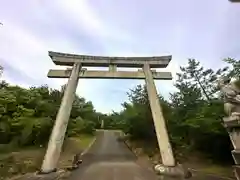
0, 0, 133, 113
1, 0, 239, 113
0, 21, 85, 89
0, 19, 131, 113
52, 0, 132, 42
0, 24, 47, 84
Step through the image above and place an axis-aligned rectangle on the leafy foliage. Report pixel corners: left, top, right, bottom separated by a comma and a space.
0, 75, 100, 150
224, 58, 240, 79
105, 58, 239, 163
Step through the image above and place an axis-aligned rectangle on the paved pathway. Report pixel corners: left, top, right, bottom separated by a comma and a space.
69, 130, 159, 180
69, 130, 236, 180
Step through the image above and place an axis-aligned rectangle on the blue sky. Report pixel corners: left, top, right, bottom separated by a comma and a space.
0, 0, 240, 113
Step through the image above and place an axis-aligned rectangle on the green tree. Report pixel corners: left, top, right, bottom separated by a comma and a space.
0, 65, 3, 78
0, 78, 98, 150
178, 59, 228, 101
224, 58, 240, 79
169, 60, 232, 162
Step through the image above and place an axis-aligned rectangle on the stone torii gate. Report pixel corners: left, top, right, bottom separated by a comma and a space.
41, 51, 186, 177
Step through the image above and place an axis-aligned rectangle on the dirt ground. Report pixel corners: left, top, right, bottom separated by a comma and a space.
0, 135, 94, 180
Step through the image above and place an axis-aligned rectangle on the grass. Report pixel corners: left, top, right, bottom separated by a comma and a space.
59, 134, 95, 168
178, 152, 234, 177
0, 147, 45, 180
196, 165, 233, 177
0, 134, 95, 180
124, 138, 234, 178
77, 134, 95, 149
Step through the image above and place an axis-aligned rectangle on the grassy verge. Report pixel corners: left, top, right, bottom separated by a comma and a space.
193, 165, 233, 177
59, 134, 95, 168
124, 138, 234, 178
0, 134, 95, 180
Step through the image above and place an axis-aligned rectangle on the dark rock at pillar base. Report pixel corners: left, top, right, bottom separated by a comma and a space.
37, 168, 57, 175
154, 164, 192, 179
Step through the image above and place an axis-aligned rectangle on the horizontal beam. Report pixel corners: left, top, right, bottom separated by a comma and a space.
49, 51, 171, 68
229, 0, 240, 2
47, 69, 172, 80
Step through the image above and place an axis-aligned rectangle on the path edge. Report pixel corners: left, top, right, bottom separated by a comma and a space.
118, 133, 138, 159
81, 136, 97, 156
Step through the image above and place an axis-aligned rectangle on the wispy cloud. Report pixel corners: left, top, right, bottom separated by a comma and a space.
53, 0, 132, 42
0, 0, 240, 113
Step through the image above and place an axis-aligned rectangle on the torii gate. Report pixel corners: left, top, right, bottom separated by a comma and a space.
41, 51, 186, 177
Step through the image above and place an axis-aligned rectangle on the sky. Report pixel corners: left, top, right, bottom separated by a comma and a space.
0, 0, 240, 113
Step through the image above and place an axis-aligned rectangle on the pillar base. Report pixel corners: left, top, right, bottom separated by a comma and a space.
38, 168, 57, 174
154, 164, 192, 179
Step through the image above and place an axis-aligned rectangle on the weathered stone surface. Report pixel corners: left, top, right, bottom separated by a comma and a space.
229, 0, 240, 2
228, 129, 240, 149
154, 164, 192, 179
232, 150, 240, 165
223, 116, 240, 128
219, 78, 240, 180
234, 165, 240, 180
49, 51, 171, 68
47, 69, 173, 80
41, 63, 81, 173
143, 63, 175, 167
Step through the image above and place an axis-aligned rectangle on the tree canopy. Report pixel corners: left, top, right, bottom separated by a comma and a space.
103, 58, 239, 163
0, 81, 101, 151
0, 57, 239, 164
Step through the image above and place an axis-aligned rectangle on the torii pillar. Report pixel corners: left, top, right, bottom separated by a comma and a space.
143, 63, 175, 166
41, 62, 81, 173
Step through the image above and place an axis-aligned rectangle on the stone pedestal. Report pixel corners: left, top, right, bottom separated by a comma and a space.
234, 166, 240, 180
223, 116, 240, 128
222, 116, 240, 180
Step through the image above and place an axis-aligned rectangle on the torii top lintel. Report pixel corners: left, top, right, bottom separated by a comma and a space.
49, 51, 172, 68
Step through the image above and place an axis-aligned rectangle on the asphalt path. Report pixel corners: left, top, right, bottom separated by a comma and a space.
69, 130, 236, 180
69, 130, 159, 180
